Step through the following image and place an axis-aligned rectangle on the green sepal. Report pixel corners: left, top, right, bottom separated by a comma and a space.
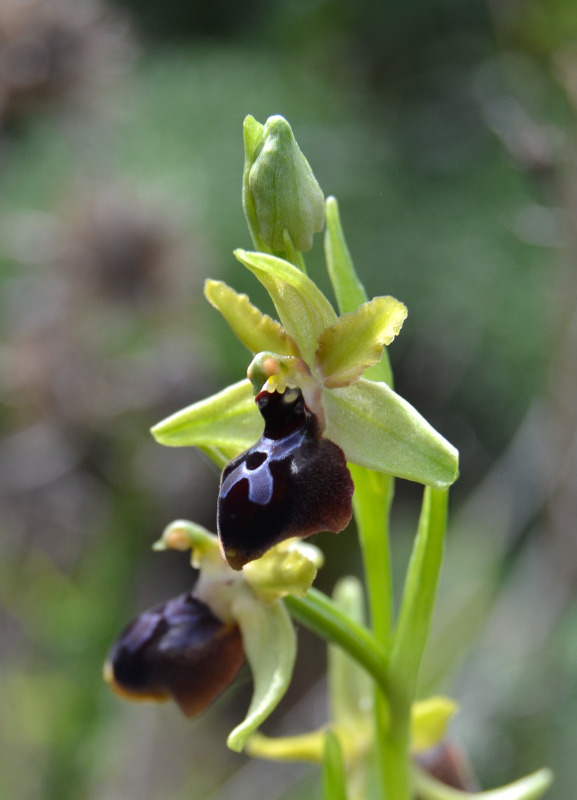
227, 593, 296, 752
322, 380, 459, 489
412, 765, 553, 800
315, 296, 407, 388
197, 444, 237, 469
242, 115, 270, 252
204, 279, 300, 356
151, 379, 262, 455
234, 249, 338, 363
410, 696, 458, 754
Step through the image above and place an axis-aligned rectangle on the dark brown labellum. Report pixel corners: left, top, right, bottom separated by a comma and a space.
417, 742, 479, 792
217, 387, 354, 570
104, 591, 245, 717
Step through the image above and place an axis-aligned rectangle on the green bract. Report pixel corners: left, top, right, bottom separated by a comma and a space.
152, 248, 458, 490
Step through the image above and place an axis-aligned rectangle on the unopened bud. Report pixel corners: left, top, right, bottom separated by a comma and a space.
245, 115, 325, 252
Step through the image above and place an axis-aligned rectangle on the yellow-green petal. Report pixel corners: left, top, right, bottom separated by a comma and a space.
322, 380, 459, 489
243, 540, 322, 605
315, 296, 407, 388
151, 379, 262, 456
246, 730, 326, 762
411, 696, 458, 754
227, 593, 296, 752
204, 279, 300, 356
234, 249, 338, 363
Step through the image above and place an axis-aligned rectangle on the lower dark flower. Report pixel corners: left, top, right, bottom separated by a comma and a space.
104, 590, 245, 718
217, 386, 354, 570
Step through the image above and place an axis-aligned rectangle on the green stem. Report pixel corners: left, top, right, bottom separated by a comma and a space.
380, 486, 449, 800
284, 589, 389, 696
349, 465, 395, 800
350, 466, 394, 647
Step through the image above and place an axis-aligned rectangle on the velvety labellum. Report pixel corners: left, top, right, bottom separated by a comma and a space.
417, 742, 478, 792
217, 387, 353, 570
105, 591, 245, 717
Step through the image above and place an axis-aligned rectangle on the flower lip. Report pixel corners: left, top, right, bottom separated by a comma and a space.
104, 590, 245, 717
217, 387, 353, 571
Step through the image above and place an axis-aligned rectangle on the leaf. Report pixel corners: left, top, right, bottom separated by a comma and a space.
388, 488, 448, 702
227, 592, 296, 752
234, 249, 337, 363
323, 730, 349, 800
322, 380, 459, 489
151, 379, 262, 455
329, 577, 372, 728
315, 296, 407, 387
204, 279, 300, 356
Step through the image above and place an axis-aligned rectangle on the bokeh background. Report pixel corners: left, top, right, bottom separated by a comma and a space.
1, 0, 576, 798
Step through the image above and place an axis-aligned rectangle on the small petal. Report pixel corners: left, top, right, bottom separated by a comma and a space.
227, 590, 296, 751
246, 730, 326, 762
104, 592, 245, 717
234, 249, 337, 364
217, 387, 353, 570
411, 696, 459, 754
315, 296, 407, 388
151, 379, 263, 457
204, 279, 300, 357
322, 379, 459, 489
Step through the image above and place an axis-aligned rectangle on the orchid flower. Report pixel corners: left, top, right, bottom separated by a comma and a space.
151, 238, 458, 569
104, 520, 323, 752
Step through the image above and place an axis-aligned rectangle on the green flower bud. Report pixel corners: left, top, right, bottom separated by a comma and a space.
246, 115, 325, 252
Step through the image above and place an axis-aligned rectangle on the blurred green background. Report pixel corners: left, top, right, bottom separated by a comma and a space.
1, 1, 576, 798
